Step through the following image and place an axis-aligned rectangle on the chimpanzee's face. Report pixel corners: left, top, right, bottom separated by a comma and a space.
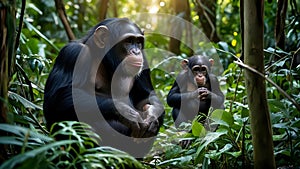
119, 35, 144, 76
94, 20, 145, 76
191, 64, 208, 87
187, 56, 211, 87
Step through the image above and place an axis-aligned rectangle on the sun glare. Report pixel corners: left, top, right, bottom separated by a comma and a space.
149, 6, 159, 14
159, 1, 165, 7
122, 7, 129, 13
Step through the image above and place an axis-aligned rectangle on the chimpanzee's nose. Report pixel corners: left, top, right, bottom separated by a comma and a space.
196, 72, 201, 76
131, 48, 141, 55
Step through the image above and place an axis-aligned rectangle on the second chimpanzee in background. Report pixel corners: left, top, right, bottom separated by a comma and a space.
167, 55, 224, 128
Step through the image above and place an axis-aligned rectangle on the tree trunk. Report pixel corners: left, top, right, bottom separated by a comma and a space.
275, 0, 288, 50
243, 1, 276, 168
169, 0, 190, 55
111, 0, 118, 18
0, 0, 16, 163
98, 0, 109, 21
54, 0, 76, 41
0, 0, 16, 123
194, 0, 220, 43
78, 1, 86, 32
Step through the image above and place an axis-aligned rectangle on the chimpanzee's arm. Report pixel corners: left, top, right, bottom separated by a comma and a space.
130, 69, 153, 109
95, 94, 119, 119
130, 69, 165, 137
167, 80, 198, 108
72, 87, 146, 137
43, 86, 78, 129
209, 74, 225, 109
131, 69, 164, 115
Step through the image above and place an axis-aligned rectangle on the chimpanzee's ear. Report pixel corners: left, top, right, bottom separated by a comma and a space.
94, 25, 109, 48
181, 59, 189, 70
209, 59, 214, 66
141, 29, 145, 35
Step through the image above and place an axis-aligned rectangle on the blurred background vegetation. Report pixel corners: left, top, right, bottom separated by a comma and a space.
0, 0, 299, 168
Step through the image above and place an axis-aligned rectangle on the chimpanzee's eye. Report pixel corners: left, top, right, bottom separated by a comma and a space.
124, 37, 134, 43
123, 37, 143, 49
192, 65, 207, 75
136, 37, 144, 49
200, 67, 207, 72
192, 66, 201, 72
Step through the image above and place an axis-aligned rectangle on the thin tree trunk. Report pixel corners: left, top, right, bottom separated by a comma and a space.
0, 0, 8, 125
169, 0, 190, 55
55, 0, 76, 41
275, 0, 288, 50
78, 1, 86, 32
194, 0, 220, 43
0, 0, 16, 163
243, 0, 276, 168
111, 0, 118, 18
98, 0, 109, 21
240, 0, 244, 61
0, 0, 16, 123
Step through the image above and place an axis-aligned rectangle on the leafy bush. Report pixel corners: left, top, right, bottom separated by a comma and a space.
147, 51, 300, 168
0, 122, 144, 169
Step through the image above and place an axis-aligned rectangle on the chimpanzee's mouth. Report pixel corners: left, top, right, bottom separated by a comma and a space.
130, 62, 143, 67
127, 54, 143, 67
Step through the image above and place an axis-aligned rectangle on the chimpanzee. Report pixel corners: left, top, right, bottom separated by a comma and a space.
167, 55, 224, 128
43, 18, 165, 157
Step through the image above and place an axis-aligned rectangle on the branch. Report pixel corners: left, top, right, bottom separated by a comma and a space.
216, 48, 243, 63
16, 63, 34, 101
54, 0, 75, 41
28, 108, 49, 134
15, 0, 26, 51
234, 60, 300, 112
197, 0, 216, 41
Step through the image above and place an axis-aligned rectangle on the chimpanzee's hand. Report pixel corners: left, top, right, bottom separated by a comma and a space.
198, 87, 210, 100
114, 101, 149, 137
190, 89, 201, 99
140, 104, 160, 137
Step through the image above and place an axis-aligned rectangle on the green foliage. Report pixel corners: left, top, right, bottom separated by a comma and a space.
3, 0, 300, 168
148, 45, 300, 168
148, 58, 252, 168
0, 122, 144, 169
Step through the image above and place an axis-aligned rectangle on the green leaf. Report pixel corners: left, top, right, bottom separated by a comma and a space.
24, 20, 59, 52
268, 99, 286, 112
264, 47, 290, 55
195, 130, 227, 163
191, 120, 206, 137
219, 143, 233, 153
158, 155, 193, 166
210, 109, 234, 127
273, 133, 286, 141
274, 149, 291, 157
8, 91, 42, 110
0, 137, 25, 146
273, 122, 289, 129
0, 140, 76, 169
0, 124, 52, 143
226, 151, 242, 158
218, 41, 229, 51
206, 144, 233, 159
291, 119, 300, 128
27, 3, 43, 15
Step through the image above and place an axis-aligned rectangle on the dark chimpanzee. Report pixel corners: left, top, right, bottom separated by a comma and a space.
43, 18, 165, 157
167, 55, 224, 128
